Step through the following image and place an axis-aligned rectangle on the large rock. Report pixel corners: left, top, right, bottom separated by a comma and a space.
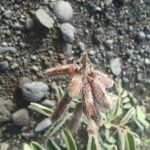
53, 0, 73, 22
35, 9, 54, 29
60, 23, 75, 43
12, 109, 29, 126
19, 80, 49, 102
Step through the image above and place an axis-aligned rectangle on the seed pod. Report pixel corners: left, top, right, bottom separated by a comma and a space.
82, 77, 94, 118
87, 76, 112, 109
45, 64, 80, 76
89, 70, 114, 88
68, 74, 82, 97
51, 92, 71, 121
68, 103, 82, 132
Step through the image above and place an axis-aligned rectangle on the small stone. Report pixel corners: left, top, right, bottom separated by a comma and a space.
60, 23, 75, 43
12, 109, 29, 126
110, 58, 122, 76
136, 31, 146, 42
20, 81, 49, 102
26, 18, 34, 30
62, 42, 72, 57
31, 65, 39, 72
144, 58, 150, 65
3, 10, 12, 18
0, 99, 16, 123
53, 0, 73, 22
42, 99, 55, 107
89, 50, 95, 56
35, 9, 54, 29
0, 61, 9, 71
0, 46, 17, 54
146, 34, 150, 40
13, 22, 22, 30
35, 118, 51, 133
0, 143, 9, 150
78, 42, 85, 52
105, 39, 114, 49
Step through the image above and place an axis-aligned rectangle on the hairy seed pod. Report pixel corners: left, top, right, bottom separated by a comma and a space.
45, 64, 80, 76
51, 93, 71, 121
82, 77, 94, 118
68, 74, 82, 97
68, 103, 82, 132
89, 70, 114, 88
87, 76, 112, 109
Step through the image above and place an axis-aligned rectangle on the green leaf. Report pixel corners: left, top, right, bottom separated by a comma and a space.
47, 139, 61, 150
121, 90, 128, 98
118, 129, 125, 150
62, 129, 77, 150
111, 145, 117, 150
123, 103, 132, 109
29, 103, 53, 117
108, 100, 122, 121
134, 117, 144, 131
31, 142, 46, 150
136, 106, 149, 128
107, 136, 116, 144
120, 107, 135, 125
45, 117, 68, 137
87, 135, 97, 150
23, 144, 32, 150
115, 82, 123, 96
122, 97, 130, 103
54, 85, 64, 101
126, 131, 136, 150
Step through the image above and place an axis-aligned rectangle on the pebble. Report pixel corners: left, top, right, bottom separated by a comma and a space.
53, 0, 73, 22
31, 65, 39, 72
60, 23, 75, 43
3, 10, 12, 19
78, 42, 85, 52
0, 46, 17, 54
0, 61, 9, 71
136, 31, 146, 42
12, 109, 29, 126
0, 98, 16, 123
34, 118, 51, 133
110, 58, 122, 76
105, 39, 114, 49
42, 99, 55, 107
20, 81, 49, 102
35, 9, 54, 29
26, 18, 34, 30
146, 34, 150, 40
62, 42, 72, 57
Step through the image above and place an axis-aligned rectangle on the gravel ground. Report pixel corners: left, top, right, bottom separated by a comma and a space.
0, 0, 150, 149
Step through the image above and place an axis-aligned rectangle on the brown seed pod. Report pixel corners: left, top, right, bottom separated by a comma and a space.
68, 74, 82, 97
82, 77, 94, 118
51, 92, 71, 121
87, 76, 112, 110
45, 64, 80, 76
89, 70, 114, 88
68, 103, 83, 132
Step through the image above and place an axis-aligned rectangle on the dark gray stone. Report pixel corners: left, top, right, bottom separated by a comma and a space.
20, 81, 49, 102
53, 0, 73, 22
0, 61, 9, 71
136, 31, 146, 42
12, 109, 29, 126
60, 23, 75, 43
